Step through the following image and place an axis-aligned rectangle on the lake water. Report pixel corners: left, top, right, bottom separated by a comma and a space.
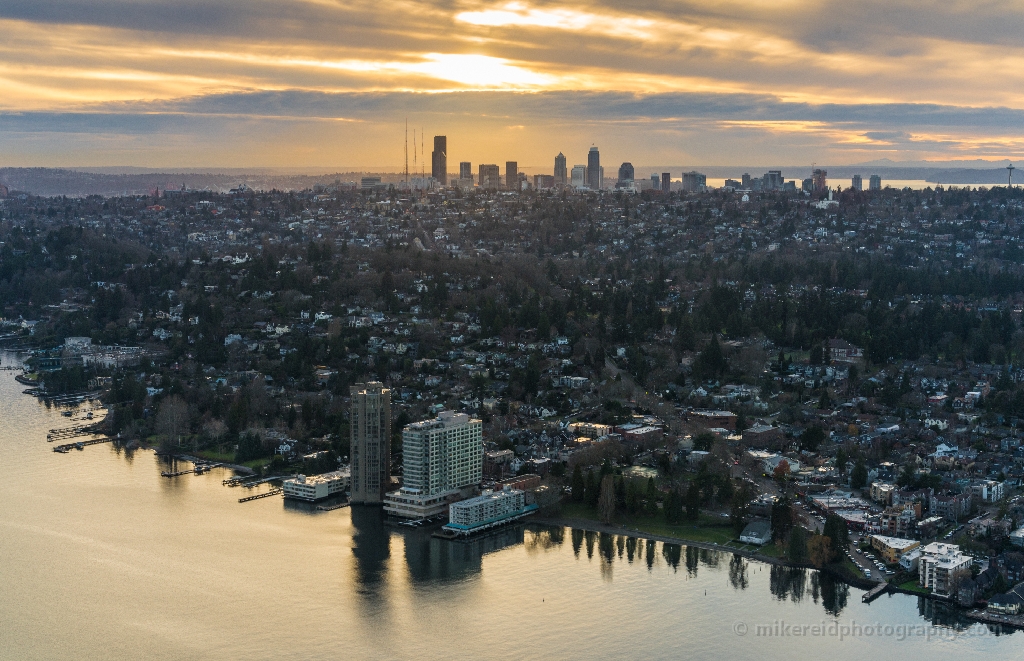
0, 351, 1018, 660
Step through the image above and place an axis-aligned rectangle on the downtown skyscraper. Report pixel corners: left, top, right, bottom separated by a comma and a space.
554, 152, 567, 186
431, 136, 447, 186
587, 146, 600, 190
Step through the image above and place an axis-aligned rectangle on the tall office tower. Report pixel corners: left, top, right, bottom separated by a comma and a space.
382, 411, 484, 519
682, 171, 707, 192
661, 173, 671, 193
554, 153, 567, 185
812, 169, 828, 193
349, 382, 392, 504
869, 174, 882, 191
651, 173, 660, 189
763, 170, 783, 190
479, 164, 500, 189
571, 165, 587, 188
431, 135, 447, 186
741, 173, 751, 188
587, 146, 601, 189
618, 162, 634, 184
505, 161, 518, 190
852, 174, 863, 191
460, 161, 472, 180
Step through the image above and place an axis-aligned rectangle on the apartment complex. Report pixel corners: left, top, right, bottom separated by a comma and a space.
349, 382, 392, 504
383, 411, 483, 518
918, 542, 973, 597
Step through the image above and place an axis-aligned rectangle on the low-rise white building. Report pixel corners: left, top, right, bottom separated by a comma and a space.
443, 487, 537, 536
282, 470, 350, 501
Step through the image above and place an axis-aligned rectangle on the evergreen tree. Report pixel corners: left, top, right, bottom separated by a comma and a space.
788, 527, 808, 563
685, 481, 701, 520
645, 477, 660, 517
571, 465, 585, 503
850, 459, 868, 489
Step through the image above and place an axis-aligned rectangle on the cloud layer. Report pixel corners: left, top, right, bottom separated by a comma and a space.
2, 1, 1024, 166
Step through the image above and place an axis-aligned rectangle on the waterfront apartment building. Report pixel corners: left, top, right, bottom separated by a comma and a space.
869, 174, 882, 191
505, 161, 518, 190
479, 164, 500, 189
383, 411, 483, 519
554, 153, 567, 185
431, 136, 447, 186
349, 382, 392, 504
443, 487, 537, 536
661, 173, 671, 193
282, 470, 350, 502
587, 146, 601, 189
918, 542, 973, 597
852, 174, 863, 191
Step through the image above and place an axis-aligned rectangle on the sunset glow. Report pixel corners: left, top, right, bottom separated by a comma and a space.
2, 1, 1024, 165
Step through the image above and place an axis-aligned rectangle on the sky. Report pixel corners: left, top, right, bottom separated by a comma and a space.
3, 0, 1024, 170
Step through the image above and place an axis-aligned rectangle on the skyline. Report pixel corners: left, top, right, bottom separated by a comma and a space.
4, 2, 1024, 166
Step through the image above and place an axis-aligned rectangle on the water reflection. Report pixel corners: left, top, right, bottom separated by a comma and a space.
770, 565, 807, 603
729, 554, 749, 590
350, 505, 390, 588
403, 526, 525, 583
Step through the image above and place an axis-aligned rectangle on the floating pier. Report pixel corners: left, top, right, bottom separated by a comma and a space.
239, 488, 282, 503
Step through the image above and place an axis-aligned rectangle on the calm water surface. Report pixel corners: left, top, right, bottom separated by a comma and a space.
0, 353, 1018, 660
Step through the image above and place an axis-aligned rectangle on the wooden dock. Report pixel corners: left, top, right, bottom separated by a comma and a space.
862, 582, 891, 603
316, 502, 350, 512
47, 424, 103, 442
53, 438, 111, 453
161, 463, 222, 477
239, 488, 282, 503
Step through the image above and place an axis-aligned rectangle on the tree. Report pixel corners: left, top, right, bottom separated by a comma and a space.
571, 465, 585, 503
850, 459, 868, 489
692, 432, 716, 452
645, 477, 660, 517
156, 395, 190, 451
822, 514, 849, 559
598, 475, 616, 524
235, 431, 266, 463
585, 470, 600, 508
800, 426, 826, 452
773, 459, 791, 484
771, 496, 794, 541
835, 447, 848, 473
808, 534, 834, 568
664, 489, 683, 524
693, 335, 727, 381
788, 527, 808, 564
730, 484, 753, 533
685, 481, 701, 520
